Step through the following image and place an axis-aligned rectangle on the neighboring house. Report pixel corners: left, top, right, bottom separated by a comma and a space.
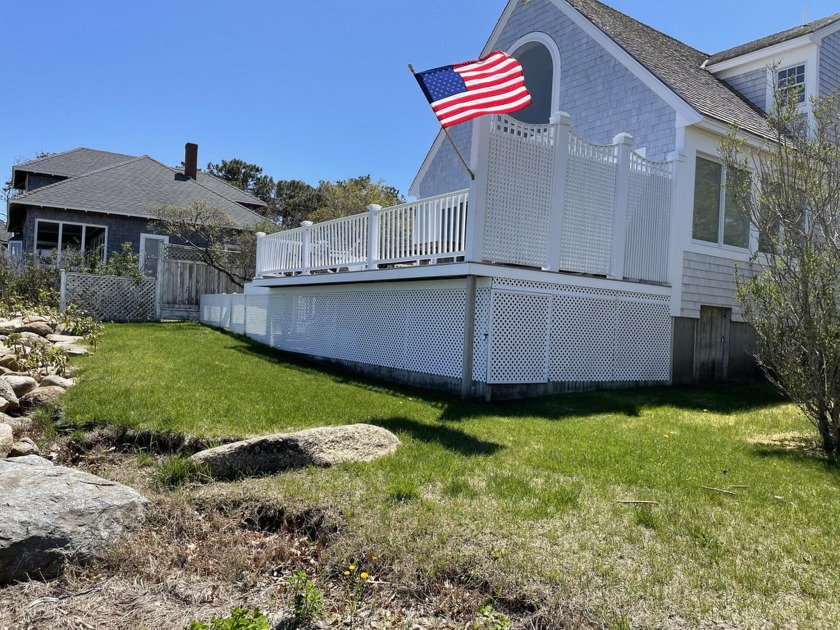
5, 144, 267, 274
202, 0, 840, 398
0, 221, 12, 251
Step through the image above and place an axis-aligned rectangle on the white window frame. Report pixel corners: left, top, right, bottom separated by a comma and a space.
34, 219, 108, 262
7, 240, 22, 257
139, 233, 169, 275
506, 32, 561, 121
691, 155, 752, 252
777, 63, 806, 105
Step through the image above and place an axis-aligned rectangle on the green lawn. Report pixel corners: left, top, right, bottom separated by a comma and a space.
62, 322, 840, 628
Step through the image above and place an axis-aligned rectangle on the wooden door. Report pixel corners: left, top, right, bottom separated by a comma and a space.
695, 306, 730, 383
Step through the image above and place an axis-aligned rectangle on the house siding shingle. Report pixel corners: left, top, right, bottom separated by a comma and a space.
22, 207, 165, 258
414, 0, 677, 196
724, 69, 768, 112
417, 123, 473, 198
820, 30, 840, 96
680, 251, 755, 321
497, 0, 676, 157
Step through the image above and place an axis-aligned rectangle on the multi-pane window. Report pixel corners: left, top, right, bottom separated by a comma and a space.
777, 64, 805, 105
34, 220, 107, 262
692, 157, 750, 249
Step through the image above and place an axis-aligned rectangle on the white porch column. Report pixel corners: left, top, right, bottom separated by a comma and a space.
464, 116, 491, 263
301, 220, 313, 275
254, 231, 266, 278
608, 132, 634, 280
545, 111, 571, 272
366, 204, 382, 269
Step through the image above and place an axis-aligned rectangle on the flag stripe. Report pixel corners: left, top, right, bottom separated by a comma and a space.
414, 50, 532, 129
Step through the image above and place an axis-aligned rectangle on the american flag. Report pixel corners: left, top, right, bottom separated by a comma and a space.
414, 51, 532, 128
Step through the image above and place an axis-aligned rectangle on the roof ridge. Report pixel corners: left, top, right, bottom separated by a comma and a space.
707, 11, 840, 65
14, 147, 138, 170
11, 155, 148, 202
169, 166, 268, 207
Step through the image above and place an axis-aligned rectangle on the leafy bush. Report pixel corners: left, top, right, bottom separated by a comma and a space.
287, 569, 324, 621
187, 607, 270, 630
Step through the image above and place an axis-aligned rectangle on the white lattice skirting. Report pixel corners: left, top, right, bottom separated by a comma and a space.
201, 278, 671, 395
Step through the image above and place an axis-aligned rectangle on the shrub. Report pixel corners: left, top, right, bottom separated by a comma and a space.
287, 569, 324, 622
187, 607, 270, 630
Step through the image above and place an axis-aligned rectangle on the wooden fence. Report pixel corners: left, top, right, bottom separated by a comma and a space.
61, 243, 242, 322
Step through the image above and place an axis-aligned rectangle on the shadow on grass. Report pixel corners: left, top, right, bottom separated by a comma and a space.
369, 416, 503, 456
750, 436, 840, 478
212, 326, 787, 423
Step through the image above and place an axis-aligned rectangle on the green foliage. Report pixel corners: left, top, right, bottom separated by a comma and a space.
287, 569, 324, 621
187, 607, 270, 630
473, 599, 511, 630
311, 175, 403, 223
153, 455, 211, 488
274, 179, 322, 228
84, 242, 144, 283
0, 253, 60, 310
720, 84, 840, 456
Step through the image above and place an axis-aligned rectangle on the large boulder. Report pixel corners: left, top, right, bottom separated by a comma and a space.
40, 375, 75, 389
19, 321, 54, 337
0, 459, 148, 584
19, 385, 66, 409
0, 423, 12, 457
2, 374, 38, 397
9, 437, 39, 458
191, 423, 401, 480
0, 379, 19, 410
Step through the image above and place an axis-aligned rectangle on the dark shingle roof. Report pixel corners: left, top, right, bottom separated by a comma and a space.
10, 156, 266, 229
565, 0, 771, 138
183, 170, 267, 208
707, 12, 840, 66
14, 148, 136, 179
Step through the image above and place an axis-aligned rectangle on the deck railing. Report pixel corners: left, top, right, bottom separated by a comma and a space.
256, 112, 673, 284
256, 190, 469, 276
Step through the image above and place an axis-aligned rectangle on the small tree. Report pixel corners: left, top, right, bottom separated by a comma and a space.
720, 86, 840, 457
154, 201, 273, 289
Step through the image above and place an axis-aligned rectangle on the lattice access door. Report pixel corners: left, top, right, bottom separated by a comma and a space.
487, 289, 552, 384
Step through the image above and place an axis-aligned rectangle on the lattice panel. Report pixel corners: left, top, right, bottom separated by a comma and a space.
488, 290, 551, 384
549, 294, 616, 382
483, 116, 554, 268
625, 155, 673, 283
64, 273, 156, 322
214, 286, 468, 379
200, 295, 229, 328
560, 135, 617, 275
614, 298, 671, 381
165, 244, 205, 262
472, 286, 491, 383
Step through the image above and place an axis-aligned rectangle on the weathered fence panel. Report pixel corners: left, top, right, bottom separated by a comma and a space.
61, 243, 242, 322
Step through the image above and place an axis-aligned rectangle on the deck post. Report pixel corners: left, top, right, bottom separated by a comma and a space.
609, 132, 634, 280
464, 116, 491, 263
301, 221, 313, 275
254, 231, 266, 278
366, 204, 382, 269
461, 274, 478, 399
546, 111, 571, 272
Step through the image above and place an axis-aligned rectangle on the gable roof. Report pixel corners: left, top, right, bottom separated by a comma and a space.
9, 156, 266, 229
562, 0, 770, 138
707, 12, 840, 66
12, 148, 136, 186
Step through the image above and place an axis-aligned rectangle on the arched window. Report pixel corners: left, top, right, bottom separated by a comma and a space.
509, 36, 558, 124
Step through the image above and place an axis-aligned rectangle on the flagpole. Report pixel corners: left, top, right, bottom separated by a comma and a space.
409, 63, 475, 181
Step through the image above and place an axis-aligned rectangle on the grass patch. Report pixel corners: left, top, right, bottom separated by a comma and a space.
56, 322, 840, 627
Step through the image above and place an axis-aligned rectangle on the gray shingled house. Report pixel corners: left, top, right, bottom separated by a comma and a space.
202, 0, 840, 397
5, 144, 266, 274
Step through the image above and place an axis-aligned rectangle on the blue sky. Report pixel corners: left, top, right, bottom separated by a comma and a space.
2, 0, 838, 200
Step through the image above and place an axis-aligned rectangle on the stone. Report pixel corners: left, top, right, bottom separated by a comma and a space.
2, 374, 38, 397
0, 397, 10, 414
46, 334, 83, 344
0, 319, 23, 335
19, 386, 66, 409
18, 332, 50, 348
55, 344, 89, 356
40, 375, 75, 389
3, 414, 33, 439
191, 423, 401, 480
6, 454, 53, 467
0, 459, 148, 584
0, 423, 12, 458
0, 355, 22, 371
19, 321, 53, 337
9, 438, 39, 457
0, 379, 18, 409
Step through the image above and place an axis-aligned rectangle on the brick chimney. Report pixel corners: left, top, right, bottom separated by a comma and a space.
184, 142, 198, 179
